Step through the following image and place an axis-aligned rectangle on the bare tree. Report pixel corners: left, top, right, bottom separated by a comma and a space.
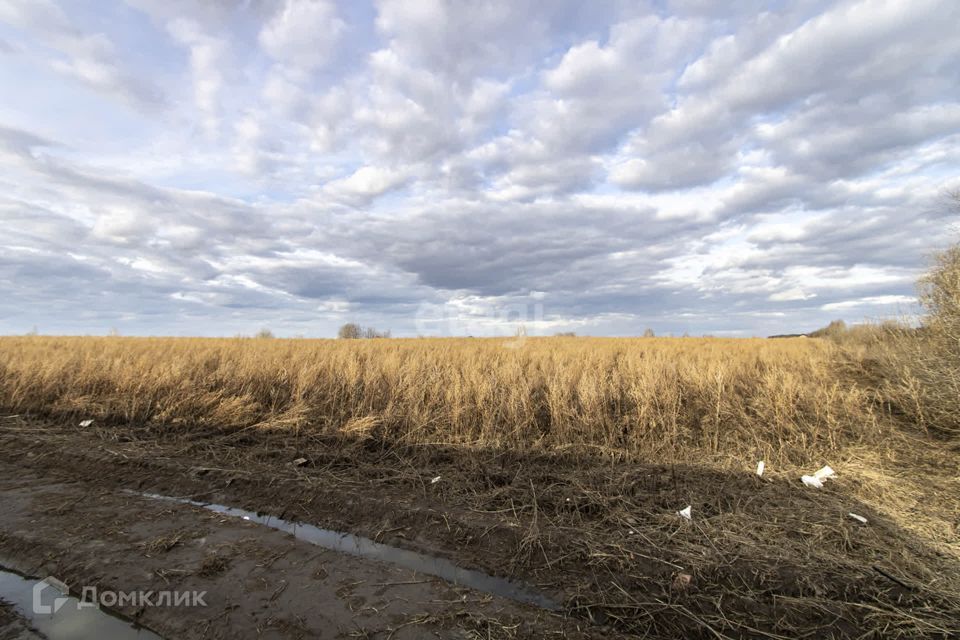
339, 323, 390, 339
338, 323, 362, 339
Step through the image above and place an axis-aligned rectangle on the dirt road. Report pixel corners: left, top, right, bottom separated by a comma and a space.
0, 455, 584, 638
1, 418, 957, 639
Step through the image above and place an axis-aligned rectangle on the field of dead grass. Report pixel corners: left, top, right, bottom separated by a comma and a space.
0, 335, 882, 466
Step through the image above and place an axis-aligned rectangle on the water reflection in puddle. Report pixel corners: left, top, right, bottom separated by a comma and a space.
135, 492, 559, 611
0, 567, 163, 640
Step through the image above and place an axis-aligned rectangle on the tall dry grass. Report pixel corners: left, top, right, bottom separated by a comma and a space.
819, 190, 960, 443
866, 240, 960, 440
0, 336, 881, 465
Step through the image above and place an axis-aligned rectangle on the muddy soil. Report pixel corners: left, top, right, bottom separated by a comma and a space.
0, 466, 587, 639
1, 417, 958, 639
0, 600, 44, 640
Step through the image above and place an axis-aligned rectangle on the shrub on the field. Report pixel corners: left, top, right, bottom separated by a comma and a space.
809, 319, 847, 339
881, 239, 960, 439
920, 241, 960, 340
861, 194, 960, 439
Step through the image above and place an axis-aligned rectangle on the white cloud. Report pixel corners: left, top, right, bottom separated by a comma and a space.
167, 18, 226, 134
1, 0, 162, 108
374, 0, 550, 80
321, 165, 408, 205
821, 295, 917, 311
769, 288, 816, 302
259, 0, 345, 72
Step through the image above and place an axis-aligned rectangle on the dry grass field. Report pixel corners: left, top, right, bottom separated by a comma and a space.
0, 335, 880, 465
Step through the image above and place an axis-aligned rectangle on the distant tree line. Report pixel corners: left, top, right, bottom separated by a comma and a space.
338, 323, 391, 339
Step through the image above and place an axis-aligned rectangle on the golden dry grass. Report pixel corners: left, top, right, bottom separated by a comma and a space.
0, 335, 882, 466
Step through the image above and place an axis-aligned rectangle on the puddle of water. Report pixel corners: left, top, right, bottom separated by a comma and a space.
136, 492, 559, 611
0, 567, 163, 640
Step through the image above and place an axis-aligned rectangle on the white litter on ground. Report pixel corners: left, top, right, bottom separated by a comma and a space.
814, 465, 835, 480
802, 464, 836, 488
79, 419, 94, 427
677, 505, 692, 520
756, 460, 765, 477
430, 475, 442, 484
848, 512, 868, 524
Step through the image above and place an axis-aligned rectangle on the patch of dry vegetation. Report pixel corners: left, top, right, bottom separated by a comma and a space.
818, 238, 960, 443
873, 242, 960, 440
0, 336, 880, 467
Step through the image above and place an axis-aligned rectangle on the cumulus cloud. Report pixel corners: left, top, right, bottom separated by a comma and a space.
321, 165, 409, 205
374, 0, 547, 80
167, 18, 227, 134
259, 0, 345, 72
1, 0, 958, 336
0, 0, 163, 109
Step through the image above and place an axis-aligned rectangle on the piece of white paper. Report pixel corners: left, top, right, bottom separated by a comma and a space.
813, 465, 835, 480
756, 460, 765, 477
801, 475, 823, 488
677, 505, 692, 520
848, 512, 868, 524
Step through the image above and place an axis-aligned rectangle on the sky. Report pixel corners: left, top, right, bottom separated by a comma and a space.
1, 0, 959, 338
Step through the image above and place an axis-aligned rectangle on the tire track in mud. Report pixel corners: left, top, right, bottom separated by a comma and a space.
0, 460, 590, 639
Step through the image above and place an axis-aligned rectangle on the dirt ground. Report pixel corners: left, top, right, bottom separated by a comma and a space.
0, 469, 584, 638
0, 417, 958, 639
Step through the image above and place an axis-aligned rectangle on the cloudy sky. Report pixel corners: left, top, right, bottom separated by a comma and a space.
2, 0, 959, 337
